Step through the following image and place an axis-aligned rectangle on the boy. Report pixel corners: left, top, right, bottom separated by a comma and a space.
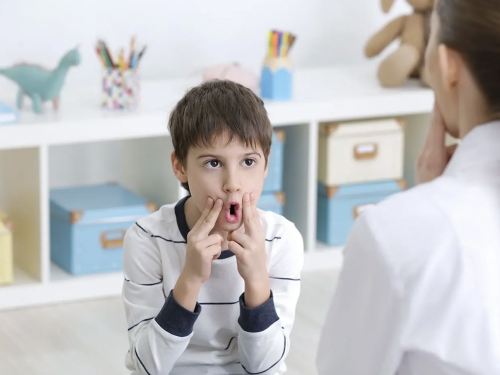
122, 80, 304, 375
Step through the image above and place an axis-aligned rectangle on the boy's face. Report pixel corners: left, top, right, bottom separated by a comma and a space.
174, 132, 269, 232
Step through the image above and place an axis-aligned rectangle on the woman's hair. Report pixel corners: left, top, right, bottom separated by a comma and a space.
437, 0, 500, 115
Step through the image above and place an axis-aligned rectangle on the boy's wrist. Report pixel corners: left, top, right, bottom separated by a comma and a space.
242, 266, 269, 291
173, 273, 203, 312
244, 278, 271, 308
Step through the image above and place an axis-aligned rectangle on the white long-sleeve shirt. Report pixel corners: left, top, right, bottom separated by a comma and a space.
317, 121, 500, 374
122, 196, 304, 375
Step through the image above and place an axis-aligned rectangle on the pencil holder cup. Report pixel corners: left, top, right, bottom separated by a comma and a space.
101, 68, 140, 110
260, 57, 293, 101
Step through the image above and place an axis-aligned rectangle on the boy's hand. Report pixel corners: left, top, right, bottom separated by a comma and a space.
228, 193, 270, 308
174, 197, 223, 311
183, 197, 224, 283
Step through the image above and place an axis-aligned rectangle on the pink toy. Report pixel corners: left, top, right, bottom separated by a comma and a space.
202, 63, 259, 92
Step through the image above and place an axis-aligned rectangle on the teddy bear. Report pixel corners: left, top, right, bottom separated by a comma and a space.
364, 0, 435, 88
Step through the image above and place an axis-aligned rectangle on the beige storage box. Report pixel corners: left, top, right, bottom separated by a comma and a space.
0, 211, 13, 286
318, 118, 405, 186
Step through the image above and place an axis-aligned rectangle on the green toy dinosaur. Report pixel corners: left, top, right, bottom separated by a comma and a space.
0, 48, 81, 114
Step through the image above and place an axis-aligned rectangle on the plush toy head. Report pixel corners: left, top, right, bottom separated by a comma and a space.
202, 63, 259, 93
60, 47, 81, 67
382, 0, 435, 13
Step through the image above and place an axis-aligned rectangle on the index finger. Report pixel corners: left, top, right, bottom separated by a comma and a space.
242, 193, 254, 226
243, 192, 260, 233
196, 198, 223, 237
250, 192, 259, 219
191, 197, 214, 233
250, 193, 263, 231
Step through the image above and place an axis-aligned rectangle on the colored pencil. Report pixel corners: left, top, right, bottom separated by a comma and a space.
95, 36, 146, 70
266, 30, 297, 58
128, 36, 136, 69
118, 49, 125, 70
95, 45, 106, 67
98, 41, 112, 68
268, 31, 273, 58
135, 45, 147, 68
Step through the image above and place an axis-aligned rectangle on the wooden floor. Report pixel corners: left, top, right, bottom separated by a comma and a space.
0, 269, 339, 375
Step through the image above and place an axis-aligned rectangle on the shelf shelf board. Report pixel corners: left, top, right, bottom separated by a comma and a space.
0, 63, 433, 150
0, 263, 123, 311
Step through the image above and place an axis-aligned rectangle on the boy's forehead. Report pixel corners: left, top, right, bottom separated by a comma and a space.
190, 132, 262, 154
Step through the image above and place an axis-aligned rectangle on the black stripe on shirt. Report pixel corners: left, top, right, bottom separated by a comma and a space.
128, 317, 154, 331
241, 332, 287, 374
225, 337, 236, 350
135, 348, 152, 375
125, 278, 163, 286
135, 222, 148, 234
265, 237, 281, 242
136, 222, 187, 244
269, 276, 301, 281
151, 235, 187, 244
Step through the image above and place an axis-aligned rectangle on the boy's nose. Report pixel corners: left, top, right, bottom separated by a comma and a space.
223, 174, 241, 194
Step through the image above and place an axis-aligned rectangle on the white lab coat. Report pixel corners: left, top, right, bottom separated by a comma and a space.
317, 121, 500, 375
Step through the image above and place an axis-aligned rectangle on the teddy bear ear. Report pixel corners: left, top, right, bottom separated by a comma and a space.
381, 0, 396, 13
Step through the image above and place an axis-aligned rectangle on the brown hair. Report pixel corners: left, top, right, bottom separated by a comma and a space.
437, 0, 500, 115
168, 79, 273, 191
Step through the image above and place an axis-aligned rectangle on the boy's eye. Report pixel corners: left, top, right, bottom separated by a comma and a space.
205, 160, 221, 169
242, 159, 256, 167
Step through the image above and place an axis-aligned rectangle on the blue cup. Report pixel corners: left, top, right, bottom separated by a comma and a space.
260, 57, 293, 101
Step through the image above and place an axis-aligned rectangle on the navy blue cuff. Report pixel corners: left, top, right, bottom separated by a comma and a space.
238, 290, 279, 333
155, 289, 201, 337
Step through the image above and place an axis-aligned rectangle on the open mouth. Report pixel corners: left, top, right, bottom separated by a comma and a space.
225, 202, 241, 224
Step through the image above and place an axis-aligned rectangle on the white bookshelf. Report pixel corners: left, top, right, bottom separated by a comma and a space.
0, 63, 434, 311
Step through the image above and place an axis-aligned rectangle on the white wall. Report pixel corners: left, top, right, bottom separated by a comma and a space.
0, 0, 411, 86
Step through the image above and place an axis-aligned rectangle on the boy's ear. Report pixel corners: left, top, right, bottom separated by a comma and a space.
171, 152, 188, 184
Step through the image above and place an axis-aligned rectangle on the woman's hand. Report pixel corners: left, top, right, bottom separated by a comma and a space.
416, 103, 458, 184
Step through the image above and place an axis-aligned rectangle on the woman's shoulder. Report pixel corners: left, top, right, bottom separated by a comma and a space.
355, 176, 462, 278
370, 175, 465, 224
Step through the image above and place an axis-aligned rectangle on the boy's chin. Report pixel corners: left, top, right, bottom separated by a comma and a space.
216, 218, 243, 232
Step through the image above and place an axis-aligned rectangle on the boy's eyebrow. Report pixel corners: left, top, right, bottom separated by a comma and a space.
196, 152, 262, 160
197, 153, 222, 160
243, 152, 262, 158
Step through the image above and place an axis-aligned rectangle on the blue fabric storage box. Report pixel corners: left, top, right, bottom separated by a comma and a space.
50, 183, 155, 275
317, 180, 406, 246
263, 130, 285, 193
257, 192, 285, 216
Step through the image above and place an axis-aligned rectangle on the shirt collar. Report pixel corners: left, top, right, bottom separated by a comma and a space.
444, 121, 500, 177
175, 195, 191, 241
